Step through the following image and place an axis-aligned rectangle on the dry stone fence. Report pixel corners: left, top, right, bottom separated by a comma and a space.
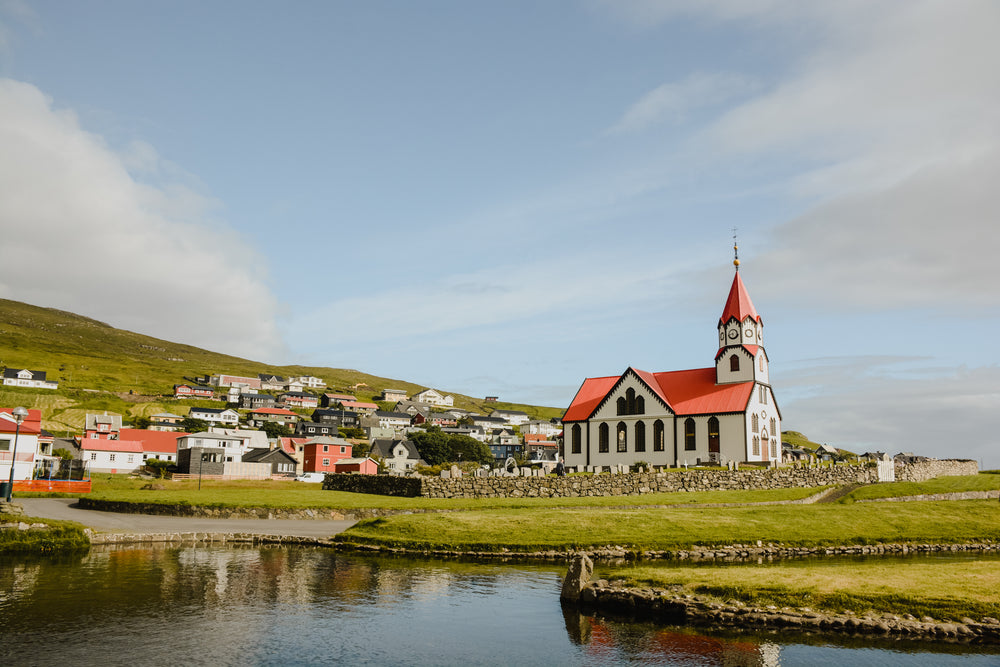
323, 459, 978, 499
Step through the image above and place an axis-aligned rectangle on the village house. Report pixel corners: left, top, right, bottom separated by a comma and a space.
188, 407, 240, 426
290, 375, 326, 389
523, 420, 562, 438
257, 374, 286, 391
174, 384, 214, 399
149, 413, 184, 431
370, 411, 412, 431
470, 415, 508, 433
242, 447, 298, 477
3, 369, 59, 390
370, 438, 424, 473
208, 374, 262, 390
411, 389, 454, 407
245, 407, 300, 428
332, 457, 379, 475
278, 392, 319, 409
237, 393, 276, 410
176, 431, 255, 462
380, 388, 408, 402
0, 407, 42, 482
295, 421, 342, 437
490, 409, 529, 426
310, 409, 359, 428
562, 258, 781, 470
321, 393, 356, 407
84, 412, 123, 439
302, 436, 353, 474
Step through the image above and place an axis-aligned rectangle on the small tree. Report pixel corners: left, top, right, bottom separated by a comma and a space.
133, 416, 152, 429
180, 417, 209, 433
261, 421, 292, 439
53, 448, 75, 461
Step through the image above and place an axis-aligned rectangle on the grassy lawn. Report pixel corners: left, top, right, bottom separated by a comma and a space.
840, 474, 1000, 501
24, 474, 825, 510
336, 500, 1000, 552
608, 558, 1000, 620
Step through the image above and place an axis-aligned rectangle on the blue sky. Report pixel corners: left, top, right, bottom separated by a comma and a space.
1, 1, 998, 466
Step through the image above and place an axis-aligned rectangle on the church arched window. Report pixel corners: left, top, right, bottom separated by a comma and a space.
684, 418, 696, 451
752, 413, 759, 433
730, 354, 740, 372
635, 395, 644, 414
571, 424, 581, 454
752, 436, 760, 456
708, 416, 720, 453
617, 422, 627, 452
635, 421, 646, 452
770, 417, 776, 435
616, 396, 626, 416
759, 355, 765, 372
598, 423, 609, 453
653, 420, 664, 452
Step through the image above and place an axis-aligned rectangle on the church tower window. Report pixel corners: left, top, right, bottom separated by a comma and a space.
730, 354, 740, 372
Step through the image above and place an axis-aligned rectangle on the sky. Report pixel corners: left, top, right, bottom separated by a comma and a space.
0, 1, 998, 466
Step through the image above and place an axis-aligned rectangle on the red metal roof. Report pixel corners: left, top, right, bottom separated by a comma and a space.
251, 407, 299, 416
562, 376, 619, 421
0, 408, 43, 435
119, 428, 187, 453
562, 367, 754, 421
719, 271, 760, 324
80, 439, 144, 453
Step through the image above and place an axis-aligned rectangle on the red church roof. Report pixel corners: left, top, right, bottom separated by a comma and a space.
562, 367, 754, 421
719, 271, 760, 324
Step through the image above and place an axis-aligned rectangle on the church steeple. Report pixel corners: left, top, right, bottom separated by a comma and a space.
716, 244, 768, 385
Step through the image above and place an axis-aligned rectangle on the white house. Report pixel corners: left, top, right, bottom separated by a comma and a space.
291, 375, 326, 389
490, 409, 530, 427
177, 432, 255, 462
2, 369, 59, 390
188, 407, 240, 426
80, 439, 145, 473
523, 420, 562, 438
562, 261, 780, 470
370, 438, 425, 473
411, 389, 454, 407
0, 408, 42, 481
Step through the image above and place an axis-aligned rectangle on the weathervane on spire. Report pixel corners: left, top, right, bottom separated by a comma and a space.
732, 228, 740, 271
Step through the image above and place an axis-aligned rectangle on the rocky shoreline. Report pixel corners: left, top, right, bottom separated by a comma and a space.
560, 554, 1000, 645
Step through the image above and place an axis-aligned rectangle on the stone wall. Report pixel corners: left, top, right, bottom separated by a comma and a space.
896, 459, 979, 482
322, 460, 978, 499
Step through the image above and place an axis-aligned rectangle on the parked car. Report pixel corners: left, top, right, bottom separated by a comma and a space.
294, 472, 326, 483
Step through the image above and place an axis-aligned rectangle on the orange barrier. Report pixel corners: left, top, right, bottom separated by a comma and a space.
15, 479, 92, 493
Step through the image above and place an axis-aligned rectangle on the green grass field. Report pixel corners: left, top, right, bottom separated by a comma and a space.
337, 500, 1000, 552
610, 559, 1000, 620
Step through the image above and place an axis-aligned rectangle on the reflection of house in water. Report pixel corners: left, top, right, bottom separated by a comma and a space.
562, 606, 780, 666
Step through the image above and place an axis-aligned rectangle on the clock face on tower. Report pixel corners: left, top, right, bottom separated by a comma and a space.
745, 328, 754, 338
728, 330, 738, 339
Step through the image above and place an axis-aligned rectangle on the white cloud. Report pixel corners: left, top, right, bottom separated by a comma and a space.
0, 79, 285, 360
778, 357, 1000, 469
609, 72, 760, 134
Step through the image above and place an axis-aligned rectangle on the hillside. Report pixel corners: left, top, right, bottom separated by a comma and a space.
0, 298, 564, 433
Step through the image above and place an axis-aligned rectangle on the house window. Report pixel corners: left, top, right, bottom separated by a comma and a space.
653, 420, 664, 452
730, 354, 740, 372
634, 421, 646, 452
616, 422, 627, 453
0, 439, 9, 451
323, 445, 329, 452
571, 424, 582, 454
684, 418, 696, 451
322, 458, 330, 466
340, 446, 346, 453
598, 423, 609, 453
127, 455, 134, 463
90, 453, 97, 461
109, 454, 116, 462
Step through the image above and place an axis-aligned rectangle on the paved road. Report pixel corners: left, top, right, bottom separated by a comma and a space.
17, 498, 357, 539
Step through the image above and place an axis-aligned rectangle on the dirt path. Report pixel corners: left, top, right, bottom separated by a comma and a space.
17, 498, 357, 539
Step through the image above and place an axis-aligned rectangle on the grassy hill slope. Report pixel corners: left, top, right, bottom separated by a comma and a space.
0, 298, 563, 433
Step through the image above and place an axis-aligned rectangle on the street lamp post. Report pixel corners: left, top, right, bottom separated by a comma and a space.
5, 406, 29, 502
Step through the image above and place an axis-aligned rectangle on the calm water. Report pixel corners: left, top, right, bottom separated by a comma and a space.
1, 545, 998, 666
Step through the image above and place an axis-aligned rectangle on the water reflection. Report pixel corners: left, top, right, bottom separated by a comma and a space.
1, 546, 998, 666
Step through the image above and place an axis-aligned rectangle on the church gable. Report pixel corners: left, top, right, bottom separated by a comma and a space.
591, 369, 672, 420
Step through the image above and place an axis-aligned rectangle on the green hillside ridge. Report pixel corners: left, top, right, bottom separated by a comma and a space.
0, 298, 563, 433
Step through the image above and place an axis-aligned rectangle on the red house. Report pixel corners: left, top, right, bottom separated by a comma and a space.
302, 437, 352, 473
174, 384, 214, 399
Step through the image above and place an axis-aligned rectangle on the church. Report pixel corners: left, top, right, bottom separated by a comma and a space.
562, 252, 781, 469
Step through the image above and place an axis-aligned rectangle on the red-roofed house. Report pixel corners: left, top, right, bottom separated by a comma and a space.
246, 407, 301, 427
0, 408, 43, 481
562, 265, 781, 470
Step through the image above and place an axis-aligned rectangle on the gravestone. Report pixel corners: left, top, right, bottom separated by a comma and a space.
450, 465, 461, 479
439, 469, 451, 479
